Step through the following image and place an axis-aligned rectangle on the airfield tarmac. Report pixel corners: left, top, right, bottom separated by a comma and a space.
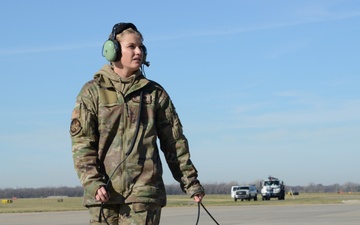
1, 203, 359, 225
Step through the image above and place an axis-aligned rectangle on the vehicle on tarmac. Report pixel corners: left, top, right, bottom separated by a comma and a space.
231, 186, 241, 199
231, 185, 258, 202
260, 176, 285, 200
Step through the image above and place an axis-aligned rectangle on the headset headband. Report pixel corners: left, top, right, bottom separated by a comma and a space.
111, 23, 138, 39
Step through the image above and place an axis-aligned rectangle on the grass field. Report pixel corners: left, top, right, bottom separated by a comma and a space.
1, 192, 359, 213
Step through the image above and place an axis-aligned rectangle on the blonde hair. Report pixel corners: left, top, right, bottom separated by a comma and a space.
113, 28, 144, 43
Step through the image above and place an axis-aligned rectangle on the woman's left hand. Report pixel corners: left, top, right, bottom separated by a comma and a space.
193, 193, 204, 203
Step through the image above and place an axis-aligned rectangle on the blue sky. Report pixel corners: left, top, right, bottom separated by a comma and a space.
0, 0, 359, 188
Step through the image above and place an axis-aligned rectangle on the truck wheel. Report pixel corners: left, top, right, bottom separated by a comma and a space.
234, 198, 237, 202
254, 195, 258, 201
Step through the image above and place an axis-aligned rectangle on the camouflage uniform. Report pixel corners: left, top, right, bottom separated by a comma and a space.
70, 64, 204, 223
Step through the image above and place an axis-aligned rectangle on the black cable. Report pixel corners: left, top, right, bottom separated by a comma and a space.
195, 202, 200, 225
195, 202, 220, 225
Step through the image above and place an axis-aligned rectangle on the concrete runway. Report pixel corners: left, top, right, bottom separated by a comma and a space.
1, 203, 359, 225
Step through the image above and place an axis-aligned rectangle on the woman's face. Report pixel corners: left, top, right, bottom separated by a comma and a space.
118, 33, 144, 75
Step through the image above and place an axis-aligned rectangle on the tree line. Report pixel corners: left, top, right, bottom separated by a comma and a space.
1, 181, 359, 198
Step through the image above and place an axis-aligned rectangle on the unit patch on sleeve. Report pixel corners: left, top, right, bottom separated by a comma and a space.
70, 119, 82, 136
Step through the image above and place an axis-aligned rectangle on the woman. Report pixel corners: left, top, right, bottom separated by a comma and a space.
70, 22, 205, 225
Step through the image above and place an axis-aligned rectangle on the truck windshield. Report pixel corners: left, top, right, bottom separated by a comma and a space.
264, 181, 279, 185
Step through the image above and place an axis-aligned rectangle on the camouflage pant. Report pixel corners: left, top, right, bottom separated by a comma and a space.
88, 203, 162, 225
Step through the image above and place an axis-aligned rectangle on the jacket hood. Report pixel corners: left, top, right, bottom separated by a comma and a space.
93, 64, 149, 93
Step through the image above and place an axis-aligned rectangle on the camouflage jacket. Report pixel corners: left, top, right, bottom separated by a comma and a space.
70, 64, 204, 206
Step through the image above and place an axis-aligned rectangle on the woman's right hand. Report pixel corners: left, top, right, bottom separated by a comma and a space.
95, 186, 110, 202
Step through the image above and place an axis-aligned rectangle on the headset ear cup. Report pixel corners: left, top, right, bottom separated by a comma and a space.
142, 45, 148, 63
102, 39, 118, 62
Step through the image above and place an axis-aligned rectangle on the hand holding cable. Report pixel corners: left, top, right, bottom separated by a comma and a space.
95, 186, 110, 203
193, 193, 204, 203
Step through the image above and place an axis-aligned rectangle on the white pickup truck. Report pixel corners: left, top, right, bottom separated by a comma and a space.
231, 185, 258, 201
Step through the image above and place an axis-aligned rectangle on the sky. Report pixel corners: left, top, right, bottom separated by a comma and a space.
0, 0, 359, 189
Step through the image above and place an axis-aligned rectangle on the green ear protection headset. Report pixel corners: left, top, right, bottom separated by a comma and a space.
102, 22, 149, 66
